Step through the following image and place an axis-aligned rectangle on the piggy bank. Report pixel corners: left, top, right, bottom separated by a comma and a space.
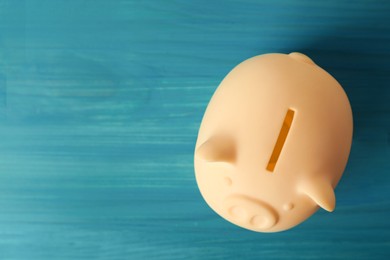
194, 53, 353, 232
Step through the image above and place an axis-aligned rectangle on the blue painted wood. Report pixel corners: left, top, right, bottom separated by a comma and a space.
0, 0, 389, 259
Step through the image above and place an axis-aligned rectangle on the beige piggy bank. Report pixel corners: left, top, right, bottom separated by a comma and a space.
194, 53, 353, 232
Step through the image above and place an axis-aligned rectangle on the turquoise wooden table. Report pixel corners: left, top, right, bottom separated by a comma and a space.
0, 1, 389, 259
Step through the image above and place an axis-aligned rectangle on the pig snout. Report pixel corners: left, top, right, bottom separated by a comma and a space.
224, 195, 278, 230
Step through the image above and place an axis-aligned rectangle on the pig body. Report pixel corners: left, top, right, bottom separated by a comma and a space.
194, 53, 353, 232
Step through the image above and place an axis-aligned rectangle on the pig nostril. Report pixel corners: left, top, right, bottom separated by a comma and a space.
250, 215, 272, 229
229, 206, 247, 221
224, 195, 278, 230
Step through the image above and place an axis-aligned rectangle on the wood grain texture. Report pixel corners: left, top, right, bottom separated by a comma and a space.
0, 0, 389, 259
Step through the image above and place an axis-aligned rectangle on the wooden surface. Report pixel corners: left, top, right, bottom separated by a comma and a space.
0, 0, 389, 259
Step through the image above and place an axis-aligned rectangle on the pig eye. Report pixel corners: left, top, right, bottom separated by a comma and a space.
266, 109, 295, 172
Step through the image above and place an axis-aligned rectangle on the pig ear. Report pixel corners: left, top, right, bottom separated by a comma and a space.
196, 135, 235, 164
300, 177, 336, 212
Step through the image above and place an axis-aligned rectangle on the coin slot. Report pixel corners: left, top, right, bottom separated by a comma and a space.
266, 109, 295, 172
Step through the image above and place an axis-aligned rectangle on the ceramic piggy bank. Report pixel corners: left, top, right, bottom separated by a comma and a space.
194, 53, 353, 232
